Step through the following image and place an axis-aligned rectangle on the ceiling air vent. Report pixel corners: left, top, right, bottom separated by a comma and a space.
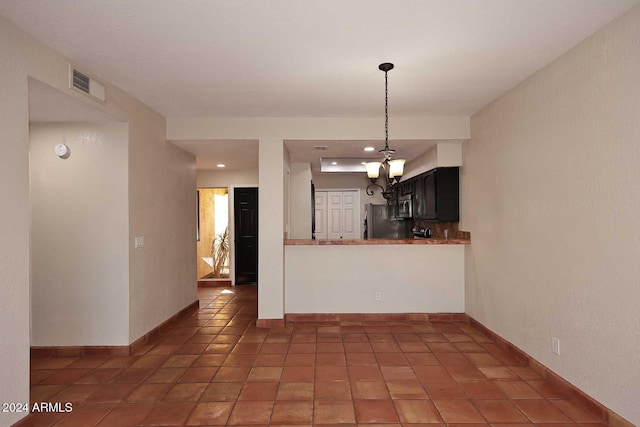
70, 66, 106, 102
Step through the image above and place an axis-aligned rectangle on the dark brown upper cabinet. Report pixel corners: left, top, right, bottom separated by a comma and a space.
399, 179, 413, 196
410, 167, 459, 222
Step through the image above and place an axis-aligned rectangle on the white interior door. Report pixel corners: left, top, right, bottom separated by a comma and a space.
340, 191, 359, 239
314, 191, 327, 240
315, 190, 360, 240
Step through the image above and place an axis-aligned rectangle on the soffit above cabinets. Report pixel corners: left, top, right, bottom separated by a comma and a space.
287, 139, 446, 172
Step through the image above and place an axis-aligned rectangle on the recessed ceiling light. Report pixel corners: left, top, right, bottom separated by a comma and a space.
364, 147, 375, 152
217, 164, 226, 168
331, 161, 338, 165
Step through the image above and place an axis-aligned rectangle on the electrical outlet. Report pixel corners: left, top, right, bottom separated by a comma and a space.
134, 236, 145, 248
375, 291, 382, 301
552, 337, 560, 355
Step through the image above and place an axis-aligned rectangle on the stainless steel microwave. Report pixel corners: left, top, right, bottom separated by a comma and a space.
397, 194, 413, 219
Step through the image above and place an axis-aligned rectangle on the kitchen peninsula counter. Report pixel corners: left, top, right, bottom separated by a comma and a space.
285, 238, 470, 245
284, 237, 466, 314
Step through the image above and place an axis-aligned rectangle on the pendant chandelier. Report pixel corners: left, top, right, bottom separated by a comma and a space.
365, 62, 405, 201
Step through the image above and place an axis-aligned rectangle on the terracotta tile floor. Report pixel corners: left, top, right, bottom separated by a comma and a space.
25, 285, 606, 426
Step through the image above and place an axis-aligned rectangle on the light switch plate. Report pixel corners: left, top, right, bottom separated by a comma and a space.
552, 337, 560, 355
134, 236, 145, 248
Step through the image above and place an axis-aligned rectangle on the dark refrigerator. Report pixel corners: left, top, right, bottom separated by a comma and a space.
365, 204, 411, 239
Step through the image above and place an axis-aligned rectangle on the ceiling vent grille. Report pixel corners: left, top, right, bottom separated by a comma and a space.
70, 66, 106, 102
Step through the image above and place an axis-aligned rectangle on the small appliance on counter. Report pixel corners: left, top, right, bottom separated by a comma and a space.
412, 226, 432, 238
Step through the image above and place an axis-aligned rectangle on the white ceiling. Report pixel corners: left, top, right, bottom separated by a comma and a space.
8, 0, 637, 170
2, 0, 636, 119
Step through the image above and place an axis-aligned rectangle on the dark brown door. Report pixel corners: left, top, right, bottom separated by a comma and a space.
234, 187, 258, 285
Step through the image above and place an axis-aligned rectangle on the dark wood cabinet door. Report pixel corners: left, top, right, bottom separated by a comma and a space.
435, 167, 459, 222
408, 167, 459, 222
400, 180, 413, 195
412, 176, 425, 218
234, 187, 258, 285
388, 186, 398, 219
424, 171, 437, 220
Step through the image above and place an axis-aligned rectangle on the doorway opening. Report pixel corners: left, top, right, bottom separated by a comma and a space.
197, 188, 230, 282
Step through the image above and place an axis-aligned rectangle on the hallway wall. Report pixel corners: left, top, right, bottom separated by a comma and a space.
127, 104, 197, 343
30, 122, 130, 346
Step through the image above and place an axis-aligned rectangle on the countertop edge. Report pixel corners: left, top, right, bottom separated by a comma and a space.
284, 238, 470, 245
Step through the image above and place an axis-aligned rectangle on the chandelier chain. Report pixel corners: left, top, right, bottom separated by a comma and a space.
366, 62, 404, 204
384, 70, 389, 150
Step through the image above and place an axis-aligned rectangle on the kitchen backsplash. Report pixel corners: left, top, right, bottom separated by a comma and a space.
412, 220, 471, 240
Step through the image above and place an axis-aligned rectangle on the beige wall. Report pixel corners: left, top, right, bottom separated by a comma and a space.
197, 168, 259, 188
289, 163, 313, 239
168, 116, 470, 141
259, 138, 285, 319
0, 16, 196, 425
461, 5, 640, 425
128, 103, 197, 343
436, 142, 463, 167
30, 122, 130, 346
403, 146, 438, 180
403, 142, 463, 180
